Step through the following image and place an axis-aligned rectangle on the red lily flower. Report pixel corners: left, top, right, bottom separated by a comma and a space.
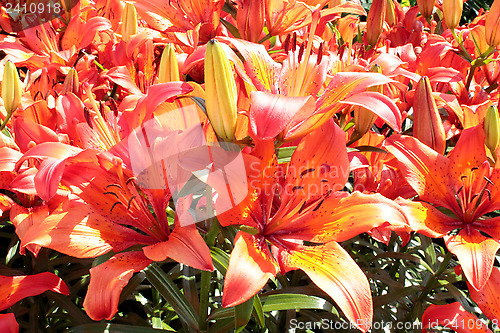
0, 272, 69, 333
217, 121, 409, 332
385, 123, 500, 291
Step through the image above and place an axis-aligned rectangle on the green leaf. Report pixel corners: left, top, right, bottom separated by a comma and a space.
209, 294, 333, 321
252, 295, 265, 328
211, 248, 230, 275
144, 264, 199, 331
346, 145, 388, 154
68, 323, 168, 332
261, 294, 334, 312
234, 296, 254, 333
276, 146, 296, 164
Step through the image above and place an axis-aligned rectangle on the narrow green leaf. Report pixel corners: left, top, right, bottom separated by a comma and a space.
235, 296, 254, 333
144, 264, 199, 331
276, 146, 297, 164
210, 294, 333, 320
211, 248, 230, 275
252, 295, 265, 328
346, 145, 388, 154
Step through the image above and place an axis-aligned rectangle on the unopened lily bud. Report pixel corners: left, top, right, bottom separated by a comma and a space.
158, 44, 180, 83
354, 65, 383, 137
236, 0, 264, 42
386, 0, 396, 26
365, 0, 387, 47
329, 0, 343, 7
122, 3, 138, 42
62, 68, 79, 95
204, 39, 238, 141
413, 76, 446, 154
1, 61, 22, 117
416, 0, 434, 18
484, 105, 500, 156
442, 0, 462, 30
485, 0, 500, 47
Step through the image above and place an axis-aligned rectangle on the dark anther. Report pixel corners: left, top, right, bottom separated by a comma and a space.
109, 98, 119, 117
292, 186, 304, 192
484, 176, 494, 186
471, 167, 479, 171
106, 184, 122, 189
486, 189, 492, 201
300, 168, 315, 178
127, 196, 136, 210
126, 177, 136, 185
321, 179, 328, 182
313, 198, 325, 211
292, 32, 297, 50
84, 107, 93, 129
317, 42, 323, 65
103, 191, 119, 198
298, 201, 307, 214
457, 186, 463, 194
298, 43, 305, 62
284, 34, 291, 53
461, 175, 467, 180
110, 201, 123, 212
99, 101, 107, 121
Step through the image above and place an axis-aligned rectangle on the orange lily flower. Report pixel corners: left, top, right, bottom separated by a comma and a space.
125, 0, 224, 45
220, 35, 401, 142
385, 123, 500, 291
0, 272, 69, 333
217, 121, 409, 332
18, 151, 213, 320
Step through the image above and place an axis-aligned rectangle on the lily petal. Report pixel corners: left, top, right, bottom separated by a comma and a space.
222, 232, 279, 307
469, 267, 500, 322
422, 302, 492, 333
0, 272, 69, 311
268, 192, 409, 243
0, 313, 18, 333
278, 242, 373, 333
280, 119, 349, 206
83, 252, 152, 321
396, 198, 460, 237
143, 223, 213, 271
445, 228, 500, 290
385, 134, 452, 209
20, 204, 153, 257
249, 91, 314, 141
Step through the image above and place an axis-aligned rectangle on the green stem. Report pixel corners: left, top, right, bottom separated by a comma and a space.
199, 271, 211, 332
451, 29, 473, 63
257, 34, 272, 44
406, 251, 453, 322
0, 111, 14, 131
465, 64, 478, 92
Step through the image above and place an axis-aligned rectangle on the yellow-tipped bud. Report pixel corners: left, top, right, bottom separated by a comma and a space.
158, 44, 180, 83
442, 0, 462, 30
485, 0, 500, 47
204, 40, 238, 142
354, 64, 383, 137
413, 76, 446, 154
484, 105, 500, 157
365, 0, 387, 47
1, 61, 22, 117
416, 0, 434, 19
122, 3, 138, 42
386, 0, 396, 26
62, 68, 79, 95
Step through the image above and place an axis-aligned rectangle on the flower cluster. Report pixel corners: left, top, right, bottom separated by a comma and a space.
1, 0, 500, 332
